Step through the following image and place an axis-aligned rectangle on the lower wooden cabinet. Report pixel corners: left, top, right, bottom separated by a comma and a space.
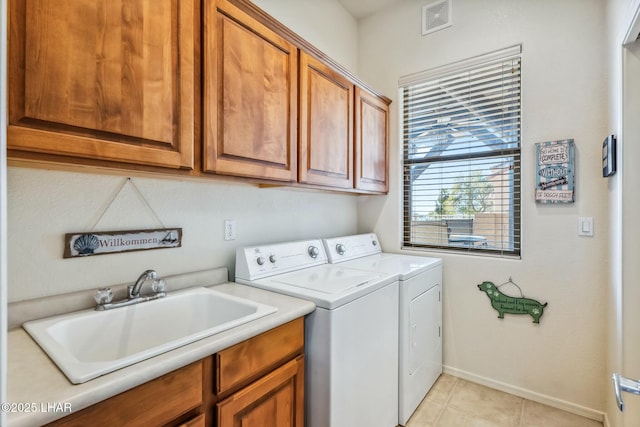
46, 318, 305, 427
214, 318, 304, 427
217, 356, 304, 427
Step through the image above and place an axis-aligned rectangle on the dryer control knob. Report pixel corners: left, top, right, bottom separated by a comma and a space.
269, 254, 277, 263
256, 256, 266, 266
336, 244, 346, 255
308, 246, 320, 258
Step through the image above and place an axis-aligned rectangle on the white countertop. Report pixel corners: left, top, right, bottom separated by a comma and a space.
6, 283, 316, 426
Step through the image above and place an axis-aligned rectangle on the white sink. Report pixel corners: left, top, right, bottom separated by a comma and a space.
23, 287, 277, 384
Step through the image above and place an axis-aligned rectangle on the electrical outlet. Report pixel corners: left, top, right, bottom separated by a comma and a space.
224, 220, 236, 241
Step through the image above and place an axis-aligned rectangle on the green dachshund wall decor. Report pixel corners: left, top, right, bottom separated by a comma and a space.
477, 281, 548, 323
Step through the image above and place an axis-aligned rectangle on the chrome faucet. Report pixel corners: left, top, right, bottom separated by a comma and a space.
128, 269, 157, 299
95, 269, 167, 311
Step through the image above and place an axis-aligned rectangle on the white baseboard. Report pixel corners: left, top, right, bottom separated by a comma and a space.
443, 365, 605, 423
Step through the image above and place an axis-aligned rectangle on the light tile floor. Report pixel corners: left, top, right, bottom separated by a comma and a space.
406, 374, 603, 427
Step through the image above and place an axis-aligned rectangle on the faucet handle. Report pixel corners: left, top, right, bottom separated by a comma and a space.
94, 287, 113, 305
152, 278, 167, 293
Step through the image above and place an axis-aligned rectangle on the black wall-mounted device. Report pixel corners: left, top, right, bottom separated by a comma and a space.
603, 134, 616, 177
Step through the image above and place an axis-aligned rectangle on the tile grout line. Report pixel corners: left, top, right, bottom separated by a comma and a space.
432, 375, 459, 426
518, 398, 525, 427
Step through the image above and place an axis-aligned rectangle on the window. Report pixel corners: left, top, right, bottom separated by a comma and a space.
400, 46, 521, 256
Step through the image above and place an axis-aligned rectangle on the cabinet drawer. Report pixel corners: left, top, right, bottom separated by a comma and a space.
47, 361, 203, 426
215, 318, 304, 395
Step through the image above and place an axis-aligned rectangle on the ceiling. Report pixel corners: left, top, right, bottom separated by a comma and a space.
337, 0, 406, 19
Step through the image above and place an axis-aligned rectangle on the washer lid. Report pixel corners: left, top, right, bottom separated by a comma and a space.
271, 264, 382, 294
243, 264, 395, 309
338, 253, 442, 280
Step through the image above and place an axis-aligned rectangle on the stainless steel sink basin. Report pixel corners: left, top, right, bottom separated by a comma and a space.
23, 287, 277, 384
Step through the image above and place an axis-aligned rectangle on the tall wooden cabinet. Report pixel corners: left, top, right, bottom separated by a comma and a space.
203, 0, 298, 182
299, 52, 354, 189
8, 0, 196, 169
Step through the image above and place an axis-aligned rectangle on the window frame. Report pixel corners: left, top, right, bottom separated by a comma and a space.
399, 45, 522, 258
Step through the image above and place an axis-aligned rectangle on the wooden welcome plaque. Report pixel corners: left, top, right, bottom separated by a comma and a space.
63, 228, 182, 258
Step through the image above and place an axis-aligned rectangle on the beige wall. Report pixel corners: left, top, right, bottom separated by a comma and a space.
251, 0, 358, 74
7, 168, 358, 301
6, 0, 361, 303
357, 0, 609, 417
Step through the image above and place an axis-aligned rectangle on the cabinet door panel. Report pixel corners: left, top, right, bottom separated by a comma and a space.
355, 87, 389, 193
24, 1, 174, 143
217, 356, 304, 427
9, 0, 195, 169
204, 0, 297, 181
299, 52, 353, 189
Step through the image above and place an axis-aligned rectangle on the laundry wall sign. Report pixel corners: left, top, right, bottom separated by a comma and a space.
535, 139, 575, 204
63, 228, 182, 258
477, 281, 548, 323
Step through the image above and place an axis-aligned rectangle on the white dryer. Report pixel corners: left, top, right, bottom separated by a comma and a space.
322, 233, 443, 426
235, 239, 399, 427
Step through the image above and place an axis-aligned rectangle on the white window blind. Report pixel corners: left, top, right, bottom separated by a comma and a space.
401, 46, 521, 257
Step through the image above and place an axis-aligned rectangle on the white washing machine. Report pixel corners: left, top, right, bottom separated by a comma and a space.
322, 233, 443, 426
235, 239, 399, 427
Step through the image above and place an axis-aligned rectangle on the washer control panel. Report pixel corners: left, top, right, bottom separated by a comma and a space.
323, 233, 382, 263
235, 239, 327, 280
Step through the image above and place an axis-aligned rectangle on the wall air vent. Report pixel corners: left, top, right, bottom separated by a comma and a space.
422, 0, 452, 36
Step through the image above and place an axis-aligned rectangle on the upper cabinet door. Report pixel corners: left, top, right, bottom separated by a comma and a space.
8, 0, 196, 169
203, 0, 298, 182
299, 52, 354, 189
355, 87, 390, 193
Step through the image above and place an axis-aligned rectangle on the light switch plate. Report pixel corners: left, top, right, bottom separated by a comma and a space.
578, 217, 593, 236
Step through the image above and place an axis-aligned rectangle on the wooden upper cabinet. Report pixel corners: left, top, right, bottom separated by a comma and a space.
299, 52, 354, 189
355, 87, 390, 193
8, 0, 196, 169
203, 0, 298, 181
